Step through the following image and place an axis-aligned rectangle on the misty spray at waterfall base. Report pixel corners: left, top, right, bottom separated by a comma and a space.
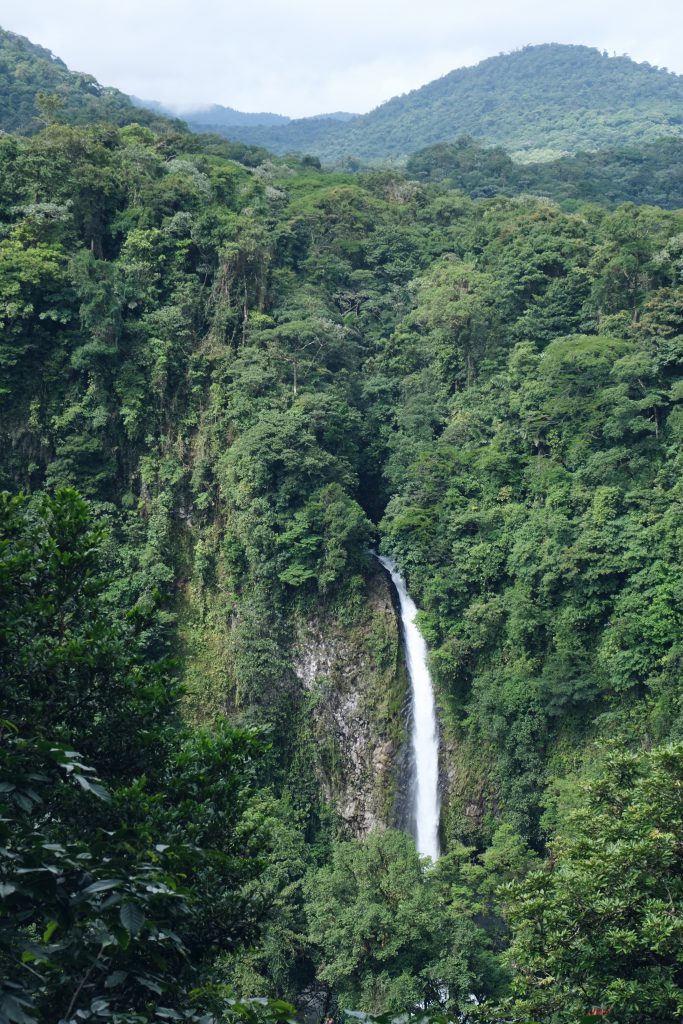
378, 555, 441, 861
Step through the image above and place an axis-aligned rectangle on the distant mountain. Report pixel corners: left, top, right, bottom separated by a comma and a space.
304, 111, 357, 122
214, 116, 350, 158
0, 27, 173, 134
132, 98, 358, 132
211, 44, 683, 163
132, 98, 290, 128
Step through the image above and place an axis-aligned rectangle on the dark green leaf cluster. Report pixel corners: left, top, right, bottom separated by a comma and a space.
499, 744, 683, 1023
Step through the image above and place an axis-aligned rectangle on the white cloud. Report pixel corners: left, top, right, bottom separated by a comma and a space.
1, 0, 682, 116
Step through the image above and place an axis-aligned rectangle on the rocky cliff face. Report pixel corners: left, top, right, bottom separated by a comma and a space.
178, 554, 412, 837
293, 562, 411, 836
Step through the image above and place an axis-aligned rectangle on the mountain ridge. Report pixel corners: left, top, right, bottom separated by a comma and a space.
131, 96, 291, 128
4, 30, 683, 168
131, 99, 359, 128
210, 43, 683, 162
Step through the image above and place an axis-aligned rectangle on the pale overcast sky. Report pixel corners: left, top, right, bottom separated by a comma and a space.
1, 0, 682, 117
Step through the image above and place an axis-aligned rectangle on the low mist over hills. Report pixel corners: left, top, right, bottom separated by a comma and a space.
4, 29, 683, 167
132, 99, 359, 130
3, 25, 683, 208
131, 97, 291, 128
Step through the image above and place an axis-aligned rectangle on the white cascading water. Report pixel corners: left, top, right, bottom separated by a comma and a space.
378, 555, 440, 861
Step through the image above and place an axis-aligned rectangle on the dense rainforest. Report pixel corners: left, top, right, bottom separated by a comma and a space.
1, 26, 683, 1024
404, 135, 683, 210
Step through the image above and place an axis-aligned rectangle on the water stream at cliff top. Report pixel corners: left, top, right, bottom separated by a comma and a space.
378, 555, 440, 861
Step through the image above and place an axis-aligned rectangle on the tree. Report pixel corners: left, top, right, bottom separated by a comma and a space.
499, 744, 683, 1024
304, 829, 509, 1016
0, 489, 273, 1022
0, 730, 192, 1024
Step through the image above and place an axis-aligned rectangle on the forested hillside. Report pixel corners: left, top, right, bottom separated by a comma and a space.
0, 27, 171, 134
1, 31, 683, 1024
213, 44, 683, 162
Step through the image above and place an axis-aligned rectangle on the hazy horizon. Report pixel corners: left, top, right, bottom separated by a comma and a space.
2, 0, 682, 118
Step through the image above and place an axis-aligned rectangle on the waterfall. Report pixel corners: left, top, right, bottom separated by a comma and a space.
378, 555, 440, 861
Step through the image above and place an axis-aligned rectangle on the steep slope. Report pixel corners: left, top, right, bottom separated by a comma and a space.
218, 44, 683, 162
0, 26, 171, 134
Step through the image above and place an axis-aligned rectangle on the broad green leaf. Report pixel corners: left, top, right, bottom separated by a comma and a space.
82, 878, 122, 894
120, 902, 145, 936
104, 970, 128, 989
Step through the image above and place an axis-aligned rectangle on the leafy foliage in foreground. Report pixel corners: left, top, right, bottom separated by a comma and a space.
305, 827, 532, 1014
0, 490, 283, 1022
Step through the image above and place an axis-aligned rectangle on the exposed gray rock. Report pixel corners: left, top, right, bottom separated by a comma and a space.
292, 564, 410, 836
